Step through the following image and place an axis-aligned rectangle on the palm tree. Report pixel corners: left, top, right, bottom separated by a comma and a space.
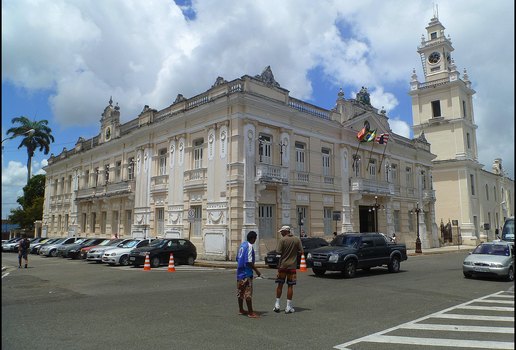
6, 116, 55, 184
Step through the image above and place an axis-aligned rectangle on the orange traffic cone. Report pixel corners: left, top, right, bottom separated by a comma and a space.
167, 252, 176, 272
299, 253, 307, 272
143, 253, 151, 271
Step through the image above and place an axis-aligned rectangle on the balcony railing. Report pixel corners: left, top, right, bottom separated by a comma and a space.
151, 175, 168, 193
184, 168, 207, 189
349, 177, 394, 195
256, 164, 288, 184
76, 181, 135, 200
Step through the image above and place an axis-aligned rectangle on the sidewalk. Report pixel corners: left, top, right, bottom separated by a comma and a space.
195, 244, 477, 269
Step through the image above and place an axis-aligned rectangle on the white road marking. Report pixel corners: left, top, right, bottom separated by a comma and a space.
2, 272, 10, 279
334, 290, 515, 350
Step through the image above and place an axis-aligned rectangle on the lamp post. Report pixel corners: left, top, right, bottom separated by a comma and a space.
1, 128, 35, 149
279, 140, 287, 165
412, 202, 422, 254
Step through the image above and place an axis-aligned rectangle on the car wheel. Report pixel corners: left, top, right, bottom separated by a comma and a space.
463, 271, 472, 278
151, 256, 160, 268
119, 255, 129, 266
388, 256, 401, 273
95, 260, 102, 263
187, 256, 195, 266
343, 260, 357, 278
313, 268, 326, 276
50, 249, 57, 257
506, 266, 514, 282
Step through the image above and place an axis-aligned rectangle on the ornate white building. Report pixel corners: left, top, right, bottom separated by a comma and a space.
410, 14, 514, 245
42, 67, 438, 260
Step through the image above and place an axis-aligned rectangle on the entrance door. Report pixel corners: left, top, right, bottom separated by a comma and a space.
359, 206, 374, 232
258, 205, 275, 239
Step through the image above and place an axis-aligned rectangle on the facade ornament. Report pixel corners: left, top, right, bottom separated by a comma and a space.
255, 65, 280, 87
212, 76, 227, 87
174, 94, 186, 104
356, 86, 371, 105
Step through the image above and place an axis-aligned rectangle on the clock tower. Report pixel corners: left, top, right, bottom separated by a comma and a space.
99, 96, 121, 144
409, 13, 482, 245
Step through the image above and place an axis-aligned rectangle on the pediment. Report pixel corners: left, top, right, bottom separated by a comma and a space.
345, 112, 392, 137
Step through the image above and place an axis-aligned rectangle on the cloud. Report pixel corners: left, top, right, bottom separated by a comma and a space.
2, 0, 513, 179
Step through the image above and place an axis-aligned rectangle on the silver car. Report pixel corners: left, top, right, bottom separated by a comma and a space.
101, 239, 153, 266
86, 239, 132, 263
39, 237, 79, 257
463, 241, 514, 281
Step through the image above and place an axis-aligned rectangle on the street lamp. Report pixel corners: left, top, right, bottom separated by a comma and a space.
279, 140, 287, 165
411, 202, 422, 253
1, 128, 35, 149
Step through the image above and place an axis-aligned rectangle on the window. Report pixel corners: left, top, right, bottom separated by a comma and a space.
296, 142, 306, 172
95, 167, 100, 187
391, 164, 398, 184
158, 148, 167, 175
258, 135, 271, 164
61, 177, 65, 194
297, 206, 309, 235
406, 167, 413, 187
494, 186, 497, 201
470, 174, 475, 195
408, 210, 414, 232
125, 210, 132, 235
323, 207, 333, 235
421, 170, 427, 190
105, 164, 110, 184
322, 148, 331, 176
193, 139, 203, 169
192, 205, 202, 236
368, 159, 376, 178
82, 213, 87, 233
101, 211, 107, 234
393, 210, 400, 232
84, 170, 90, 188
431, 100, 441, 118
466, 133, 471, 149
68, 175, 72, 193
353, 156, 361, 177
430, 32, 437, 40
128, 157, 135, 180
91, 212, 97, 233
115, 161, 122, 181
486, 184, 489, 201
462, 100, 467, 118
156, 208, 164, 236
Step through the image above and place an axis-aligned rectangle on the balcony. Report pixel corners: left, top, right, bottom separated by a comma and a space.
76, 181, 135, 201
349, 177, 394, 195
151, 175, 168, 193
184, 168, 207, 189
256, 164, 288, 184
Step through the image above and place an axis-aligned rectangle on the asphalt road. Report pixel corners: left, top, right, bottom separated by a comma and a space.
2, 251, 513, 350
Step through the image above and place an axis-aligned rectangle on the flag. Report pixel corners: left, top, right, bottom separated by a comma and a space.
362, 129, 376, 142
375, 133, 390, 145
356, 121, 371, 141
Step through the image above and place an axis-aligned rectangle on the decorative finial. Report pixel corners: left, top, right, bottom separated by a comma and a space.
109, 96, 113, 106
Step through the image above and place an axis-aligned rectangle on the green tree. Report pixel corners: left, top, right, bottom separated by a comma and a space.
6, 116, 54, 184
8, 174, 46, 231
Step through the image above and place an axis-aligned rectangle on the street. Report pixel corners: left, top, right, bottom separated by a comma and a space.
2, 251, 514, 350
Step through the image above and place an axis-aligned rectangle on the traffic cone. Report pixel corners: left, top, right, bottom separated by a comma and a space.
143, 253, 151, 271
167, 252, 176, 272
299, 253, 307, 272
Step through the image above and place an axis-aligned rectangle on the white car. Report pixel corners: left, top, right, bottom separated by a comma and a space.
39, 237, 79, 257
86, 239, 132, 263
463, 241, 514, 281
102, 239, 154, 266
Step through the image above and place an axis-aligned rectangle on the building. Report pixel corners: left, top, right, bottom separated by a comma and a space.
409, 14, 514, 245
42, 66, 438, 260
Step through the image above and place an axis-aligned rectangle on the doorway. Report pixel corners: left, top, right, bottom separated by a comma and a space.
359, 206, 374, 232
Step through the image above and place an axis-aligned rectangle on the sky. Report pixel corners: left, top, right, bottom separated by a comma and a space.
2, 0, 514, 220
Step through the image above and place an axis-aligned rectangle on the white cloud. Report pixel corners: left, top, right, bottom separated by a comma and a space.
389, 118, 411, 139
2, 0, 513, 179
1, 161, 27, 219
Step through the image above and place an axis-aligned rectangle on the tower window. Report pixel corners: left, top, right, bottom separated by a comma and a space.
462, 100, 467, 118
467, 133, 471, 149
430, 32, 437, 40
431, 100, 441, 118
470, 174, 475, 196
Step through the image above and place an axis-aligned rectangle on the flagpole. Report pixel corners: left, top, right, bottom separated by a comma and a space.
367, 139, 375, 171
353, 141, 362, 171
378, 144, 388, 173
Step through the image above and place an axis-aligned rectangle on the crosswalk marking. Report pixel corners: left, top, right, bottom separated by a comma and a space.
334, 290, 514, 350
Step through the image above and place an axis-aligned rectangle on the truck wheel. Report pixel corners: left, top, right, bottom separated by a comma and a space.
313, 268, 326, 276
343, 260, 356, 278
388, 256, 400, 273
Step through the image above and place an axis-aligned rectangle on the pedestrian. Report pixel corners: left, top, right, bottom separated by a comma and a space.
392, 233, 397, 243
273, 225, 303, 314
18, 234, 30, 268
236, 230, 261, 318
333, 231, 338, 238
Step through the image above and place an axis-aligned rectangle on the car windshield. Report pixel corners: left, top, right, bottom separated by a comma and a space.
331, 235, 360, 248
472, 244, 510, 256
120, 240, 139, 248
97, 239, 114, 246
149, 239, 168, 248
52, 238, 67, 244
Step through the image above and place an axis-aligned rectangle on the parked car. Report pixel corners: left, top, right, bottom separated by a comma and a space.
85, 239, 130, 262
2, 237, 23, 252
39, 237, 81, 257
306, 232, 408, 277
463, 241, 514, 281
265, 237, 329, 268
31, 238, 60, 254
102, 239, 154, 266
501, 217, 514, 242
59, 238, 108, 259
128, 238, 197, 268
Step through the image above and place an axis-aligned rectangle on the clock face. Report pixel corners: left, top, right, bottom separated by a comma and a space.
428, 51, 441, 64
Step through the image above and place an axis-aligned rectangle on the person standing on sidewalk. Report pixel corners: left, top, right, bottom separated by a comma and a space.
236, 231, 261, 318
18, 234, 30, 268
273, 225, 303, 314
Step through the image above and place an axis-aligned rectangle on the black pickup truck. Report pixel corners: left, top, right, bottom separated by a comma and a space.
306, 232, 407, 278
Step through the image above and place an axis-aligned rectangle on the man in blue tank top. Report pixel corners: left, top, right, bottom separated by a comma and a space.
236, 231, 261, 318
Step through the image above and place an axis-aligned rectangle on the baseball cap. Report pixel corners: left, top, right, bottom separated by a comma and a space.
278, 225, 291, 233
